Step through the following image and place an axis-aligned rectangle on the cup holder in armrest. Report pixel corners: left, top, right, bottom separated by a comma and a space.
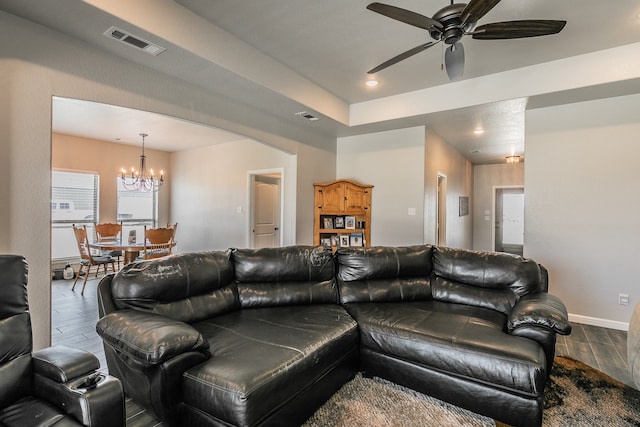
72, 372, 104, 390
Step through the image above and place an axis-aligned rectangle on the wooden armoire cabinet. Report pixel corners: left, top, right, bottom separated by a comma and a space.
313, 180, 373, 250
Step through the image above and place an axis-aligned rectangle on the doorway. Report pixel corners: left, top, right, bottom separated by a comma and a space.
494, 186, 524, 256
249, 172, 282, 248
436, 173, 447, 246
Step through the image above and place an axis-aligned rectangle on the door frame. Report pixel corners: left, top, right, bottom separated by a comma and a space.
436, 172, 447, 246
247, 168, 284, 248
492, 185, 524, 252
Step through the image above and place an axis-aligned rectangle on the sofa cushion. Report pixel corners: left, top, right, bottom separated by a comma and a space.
335, 245, 433, 303
232, 246, 338, 308
345, 300, 547, 397
432, 247, 544, 315
111, 251, 238, 323
183, 305, 358, 426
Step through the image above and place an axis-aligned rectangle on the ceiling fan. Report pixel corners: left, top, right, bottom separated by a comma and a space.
367, 0, 566, 80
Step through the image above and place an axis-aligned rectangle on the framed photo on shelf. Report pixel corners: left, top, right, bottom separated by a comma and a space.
334, 216, 345, 229
349, 232, 363, 247
323, 217, 334, 229
330, 235, 340, 247
320, 237, 331, 247
340, 235, 349, 247
344, 216, 356, 229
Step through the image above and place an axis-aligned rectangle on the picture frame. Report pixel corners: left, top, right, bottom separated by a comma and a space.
349, 232, 363, 247
339, 235, 349, 247
323, 217, 334, 229
345, 216, 356, 229
459, 196, 469, 217
320, 237, 331, 247
330, 235, 340, 247
334, 216, 345, 229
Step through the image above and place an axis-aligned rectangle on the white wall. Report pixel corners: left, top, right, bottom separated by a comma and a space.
424, 129, 474, 249
337, 126, 425, 246
525, 93, 640, 329
171, 139, 297, 251
0, 11, 336, 348
473, 163, 525, 251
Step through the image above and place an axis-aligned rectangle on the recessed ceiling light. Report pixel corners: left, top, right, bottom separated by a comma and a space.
366, 79, 379, 87
473, 129, 485, 135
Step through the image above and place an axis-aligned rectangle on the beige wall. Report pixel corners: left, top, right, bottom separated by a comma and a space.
337, 126, 425, 246
525, 93, 640, 329
171, 138, 299, 251
337, 126, 473, 249
472, 163, 525, 251
52, 133, 171, 225
424, 129, 474, 249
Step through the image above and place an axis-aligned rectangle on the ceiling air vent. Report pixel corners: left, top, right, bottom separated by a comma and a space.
103, 26, 166, 56
295, 111, 319, 121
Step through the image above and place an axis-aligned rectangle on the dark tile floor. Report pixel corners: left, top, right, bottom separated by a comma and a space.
51, 276, 637, 426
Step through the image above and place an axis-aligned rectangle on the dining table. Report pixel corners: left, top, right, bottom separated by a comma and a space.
89, 240, 146, 265
90, 239, 176, 265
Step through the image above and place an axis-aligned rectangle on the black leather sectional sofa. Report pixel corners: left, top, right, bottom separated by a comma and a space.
96, 245, 571, 427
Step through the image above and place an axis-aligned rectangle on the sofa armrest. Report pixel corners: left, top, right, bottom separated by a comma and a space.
96, 310, 210, 366
32, 345, 100, 383
32, 345, 125, 427
507, 293, 572, 336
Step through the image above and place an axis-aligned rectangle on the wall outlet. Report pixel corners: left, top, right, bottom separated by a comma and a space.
619, 293, 630, 305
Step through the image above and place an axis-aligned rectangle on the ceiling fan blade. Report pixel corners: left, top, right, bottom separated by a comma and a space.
472, 20, 566, 39
367, 2, 443, 31
460, 0, 502, 25
368, 41, 439, 74
445, 43, 465, 81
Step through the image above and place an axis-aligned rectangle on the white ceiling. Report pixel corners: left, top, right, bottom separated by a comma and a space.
52, 97, 247, 152
3, 0, 640, 163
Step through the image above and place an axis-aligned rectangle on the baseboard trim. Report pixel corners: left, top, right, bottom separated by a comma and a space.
569, 313, 628, 331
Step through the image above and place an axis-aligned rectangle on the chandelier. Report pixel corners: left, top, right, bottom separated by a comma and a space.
506, 155, 522, 164
120, 133, 164, 192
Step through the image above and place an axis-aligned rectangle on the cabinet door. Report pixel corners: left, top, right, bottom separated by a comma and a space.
317, 182, 344, 211
343, 184, 369, 213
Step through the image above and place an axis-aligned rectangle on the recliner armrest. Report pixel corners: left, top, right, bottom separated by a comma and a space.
507, 293, 572, 335
32, 345, 125, 427
32, 345, 100, 383
96, 309, 210, 366
34, 369, 124, 427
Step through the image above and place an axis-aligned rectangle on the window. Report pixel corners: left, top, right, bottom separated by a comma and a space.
51, 170, 99, 260
116, 179, 158, 243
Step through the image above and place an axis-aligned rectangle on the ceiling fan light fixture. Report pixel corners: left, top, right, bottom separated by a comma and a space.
444, 43, 465, 81
366, 79, 379, 87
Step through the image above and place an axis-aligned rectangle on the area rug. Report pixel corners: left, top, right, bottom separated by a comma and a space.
303, 356, 640, 426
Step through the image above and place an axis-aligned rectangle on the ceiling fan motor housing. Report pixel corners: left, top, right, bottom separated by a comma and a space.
430, 3, 476, 45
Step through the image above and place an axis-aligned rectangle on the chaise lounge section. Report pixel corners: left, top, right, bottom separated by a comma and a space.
96, 245, 571, 427
97, 247, 358, 426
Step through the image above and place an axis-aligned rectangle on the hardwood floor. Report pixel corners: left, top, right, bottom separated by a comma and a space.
51, 276, 637, 426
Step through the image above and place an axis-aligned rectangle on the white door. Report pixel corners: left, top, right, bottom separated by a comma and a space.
252, 174, 281, 248
494, 187, 524, 255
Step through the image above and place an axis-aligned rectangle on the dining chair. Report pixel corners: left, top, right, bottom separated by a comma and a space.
167, 222, 178, 241
94, 222, 123, 270
143, 226, 175, 260
71, 224, 116, 295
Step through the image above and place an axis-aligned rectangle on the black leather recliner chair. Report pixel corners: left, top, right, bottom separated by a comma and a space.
0, 254, 125, 426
